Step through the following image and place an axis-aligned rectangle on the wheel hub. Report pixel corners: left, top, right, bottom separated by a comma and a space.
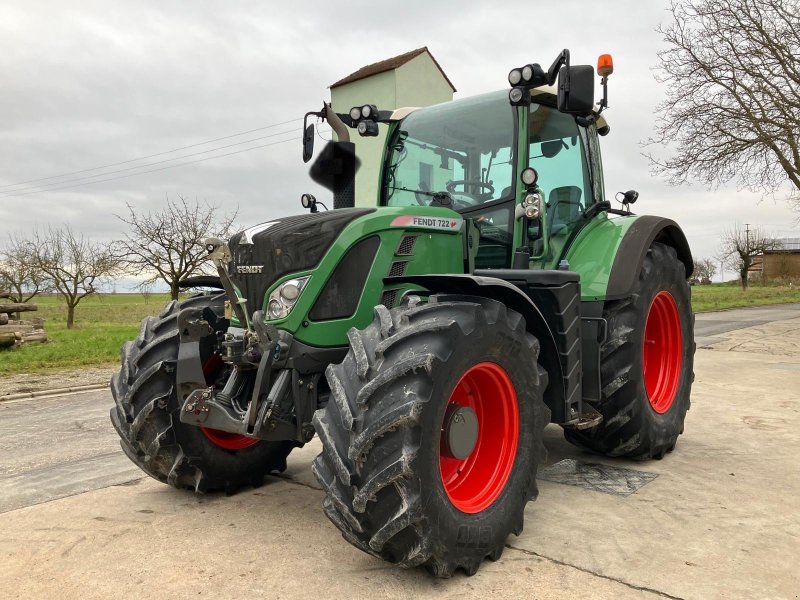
442, 405, 479, 460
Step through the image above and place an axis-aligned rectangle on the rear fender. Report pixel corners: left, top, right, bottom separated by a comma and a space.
606, 217, 693, 300
566, 215, 693, 301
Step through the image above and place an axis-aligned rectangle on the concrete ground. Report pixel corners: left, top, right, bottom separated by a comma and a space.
1, 304, 799, 599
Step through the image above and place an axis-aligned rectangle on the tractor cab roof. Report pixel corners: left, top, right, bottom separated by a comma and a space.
388, 86, 609, 131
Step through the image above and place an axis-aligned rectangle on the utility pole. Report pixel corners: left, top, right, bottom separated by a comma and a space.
744, 223, 751, 254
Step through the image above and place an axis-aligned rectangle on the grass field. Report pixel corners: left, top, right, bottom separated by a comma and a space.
0, 293, 174, 376
691, 281, 800, 312
1, 283, 798, 376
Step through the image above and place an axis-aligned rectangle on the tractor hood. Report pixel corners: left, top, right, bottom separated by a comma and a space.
228, 208, 374, 315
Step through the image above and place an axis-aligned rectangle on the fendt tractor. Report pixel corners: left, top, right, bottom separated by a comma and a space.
111, 50, 694, 577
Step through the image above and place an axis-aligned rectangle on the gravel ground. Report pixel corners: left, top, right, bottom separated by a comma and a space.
0, 365, 115, 399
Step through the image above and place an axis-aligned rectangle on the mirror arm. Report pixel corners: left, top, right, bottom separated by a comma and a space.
546, 49, 570, 86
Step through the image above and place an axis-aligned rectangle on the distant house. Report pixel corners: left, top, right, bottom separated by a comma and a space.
330, 47, 456, 207
750, 238, 800, 280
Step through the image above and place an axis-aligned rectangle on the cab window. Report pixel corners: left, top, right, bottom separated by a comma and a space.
383, 91, 515, 211
528, 104, 592, 236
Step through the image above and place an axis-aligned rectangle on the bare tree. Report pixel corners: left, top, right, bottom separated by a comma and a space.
26, 226, 119, 328
692, 258, 717, 283
116, 195, 237, 300
0, 234, 49, 308
648, 0, 800, 209
718, 224, 782, 290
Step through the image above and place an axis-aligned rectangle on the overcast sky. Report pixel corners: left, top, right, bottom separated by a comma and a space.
1, 0, 797, 284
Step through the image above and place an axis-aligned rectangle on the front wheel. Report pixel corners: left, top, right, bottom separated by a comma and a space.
312, 295, 549, 577
565, 242, 694, 458
110, 294, 296, 492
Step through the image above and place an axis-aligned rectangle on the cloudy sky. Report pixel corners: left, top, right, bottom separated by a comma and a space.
1, 0, 797, 284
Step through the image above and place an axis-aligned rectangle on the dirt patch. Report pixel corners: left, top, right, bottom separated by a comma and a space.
0, 364, 116, 398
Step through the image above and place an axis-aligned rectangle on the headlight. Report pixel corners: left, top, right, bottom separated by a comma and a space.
266, 276, 310, 320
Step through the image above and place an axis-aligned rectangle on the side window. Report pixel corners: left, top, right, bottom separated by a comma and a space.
528, 105, 592, 236
467, 204, 514, 269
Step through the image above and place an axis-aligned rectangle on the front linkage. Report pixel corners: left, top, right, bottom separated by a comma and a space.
175, 237, 320, 446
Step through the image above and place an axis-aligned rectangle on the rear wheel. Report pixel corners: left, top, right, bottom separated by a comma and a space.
110, 294, 296, 492
565, 242, 694, 458
312, 295, 549, 577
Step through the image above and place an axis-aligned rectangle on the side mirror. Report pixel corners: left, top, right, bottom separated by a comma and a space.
557, 65, 595, 115
302, 123, 315, 163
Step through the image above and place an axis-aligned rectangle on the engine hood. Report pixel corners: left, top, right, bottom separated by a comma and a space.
228, 208, 374, 315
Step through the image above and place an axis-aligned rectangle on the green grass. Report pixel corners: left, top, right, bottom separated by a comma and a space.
0, 293, 173, 376
1, 282, 799, 376
691, 281, 800, 312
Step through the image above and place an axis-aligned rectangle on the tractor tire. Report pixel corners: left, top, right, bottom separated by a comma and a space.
312, 295, 550, 577
110, 294, 296, 493
565, 242, 694, 459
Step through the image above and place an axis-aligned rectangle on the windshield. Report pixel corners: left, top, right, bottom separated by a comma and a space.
382, 91, 515, 211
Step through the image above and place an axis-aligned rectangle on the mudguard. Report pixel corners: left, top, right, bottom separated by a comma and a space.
566, 215, 693, 301
607, 216, 693, 300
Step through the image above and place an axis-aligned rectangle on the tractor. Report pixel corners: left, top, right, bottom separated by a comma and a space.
111, 50, 694, 577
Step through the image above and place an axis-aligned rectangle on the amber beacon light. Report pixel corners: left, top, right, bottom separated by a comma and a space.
597, 54, 614, 77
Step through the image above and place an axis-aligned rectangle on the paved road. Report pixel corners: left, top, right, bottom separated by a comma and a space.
1, 302, 797, 514
0, 390, 140, 513
2, 304, 799, 598
694, 302, 800, 346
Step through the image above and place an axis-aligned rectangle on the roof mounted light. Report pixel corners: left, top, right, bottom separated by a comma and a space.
597, 54, 614, 78
508, 68, 522, 86
357, 120, 379, 137
508, 87, 530, 106
349, 106, 362, 121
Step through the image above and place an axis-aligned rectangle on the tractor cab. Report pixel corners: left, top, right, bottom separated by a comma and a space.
378, 88, 608, 272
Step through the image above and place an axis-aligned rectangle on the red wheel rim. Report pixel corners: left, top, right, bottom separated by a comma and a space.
201, 427, 260, 450
643, 291, 683, 414
439, 362, 519, 514
199, 354, 260, 450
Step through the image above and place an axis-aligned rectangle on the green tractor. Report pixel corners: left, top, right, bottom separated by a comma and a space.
111, 49, 694, 577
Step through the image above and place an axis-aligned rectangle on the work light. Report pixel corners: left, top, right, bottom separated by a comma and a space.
521, 167, 538, 186
357, 120, 379, 137
349, 106, 362, 121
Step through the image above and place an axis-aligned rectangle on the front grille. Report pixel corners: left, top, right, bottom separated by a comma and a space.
396, 235, 418, 256
388, 261, 407, 277
228, 208, 373, 314
381, 289, 398, 309
309, 236, 381, 321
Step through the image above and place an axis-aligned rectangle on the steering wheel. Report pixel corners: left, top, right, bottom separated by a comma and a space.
415, 181, 431, 206
446, 179, 495, 201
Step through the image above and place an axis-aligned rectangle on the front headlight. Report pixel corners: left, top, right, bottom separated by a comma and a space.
266, 276, 310, 320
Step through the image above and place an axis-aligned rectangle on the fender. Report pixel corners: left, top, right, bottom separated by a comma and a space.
388, 273, 574, 424
566, 214, 693, 301
606, 216, 693, 300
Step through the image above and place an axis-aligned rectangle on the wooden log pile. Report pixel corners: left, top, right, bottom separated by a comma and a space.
0, 295, 48, 349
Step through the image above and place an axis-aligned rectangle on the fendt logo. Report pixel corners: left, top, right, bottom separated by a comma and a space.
236, 265, 264, 274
